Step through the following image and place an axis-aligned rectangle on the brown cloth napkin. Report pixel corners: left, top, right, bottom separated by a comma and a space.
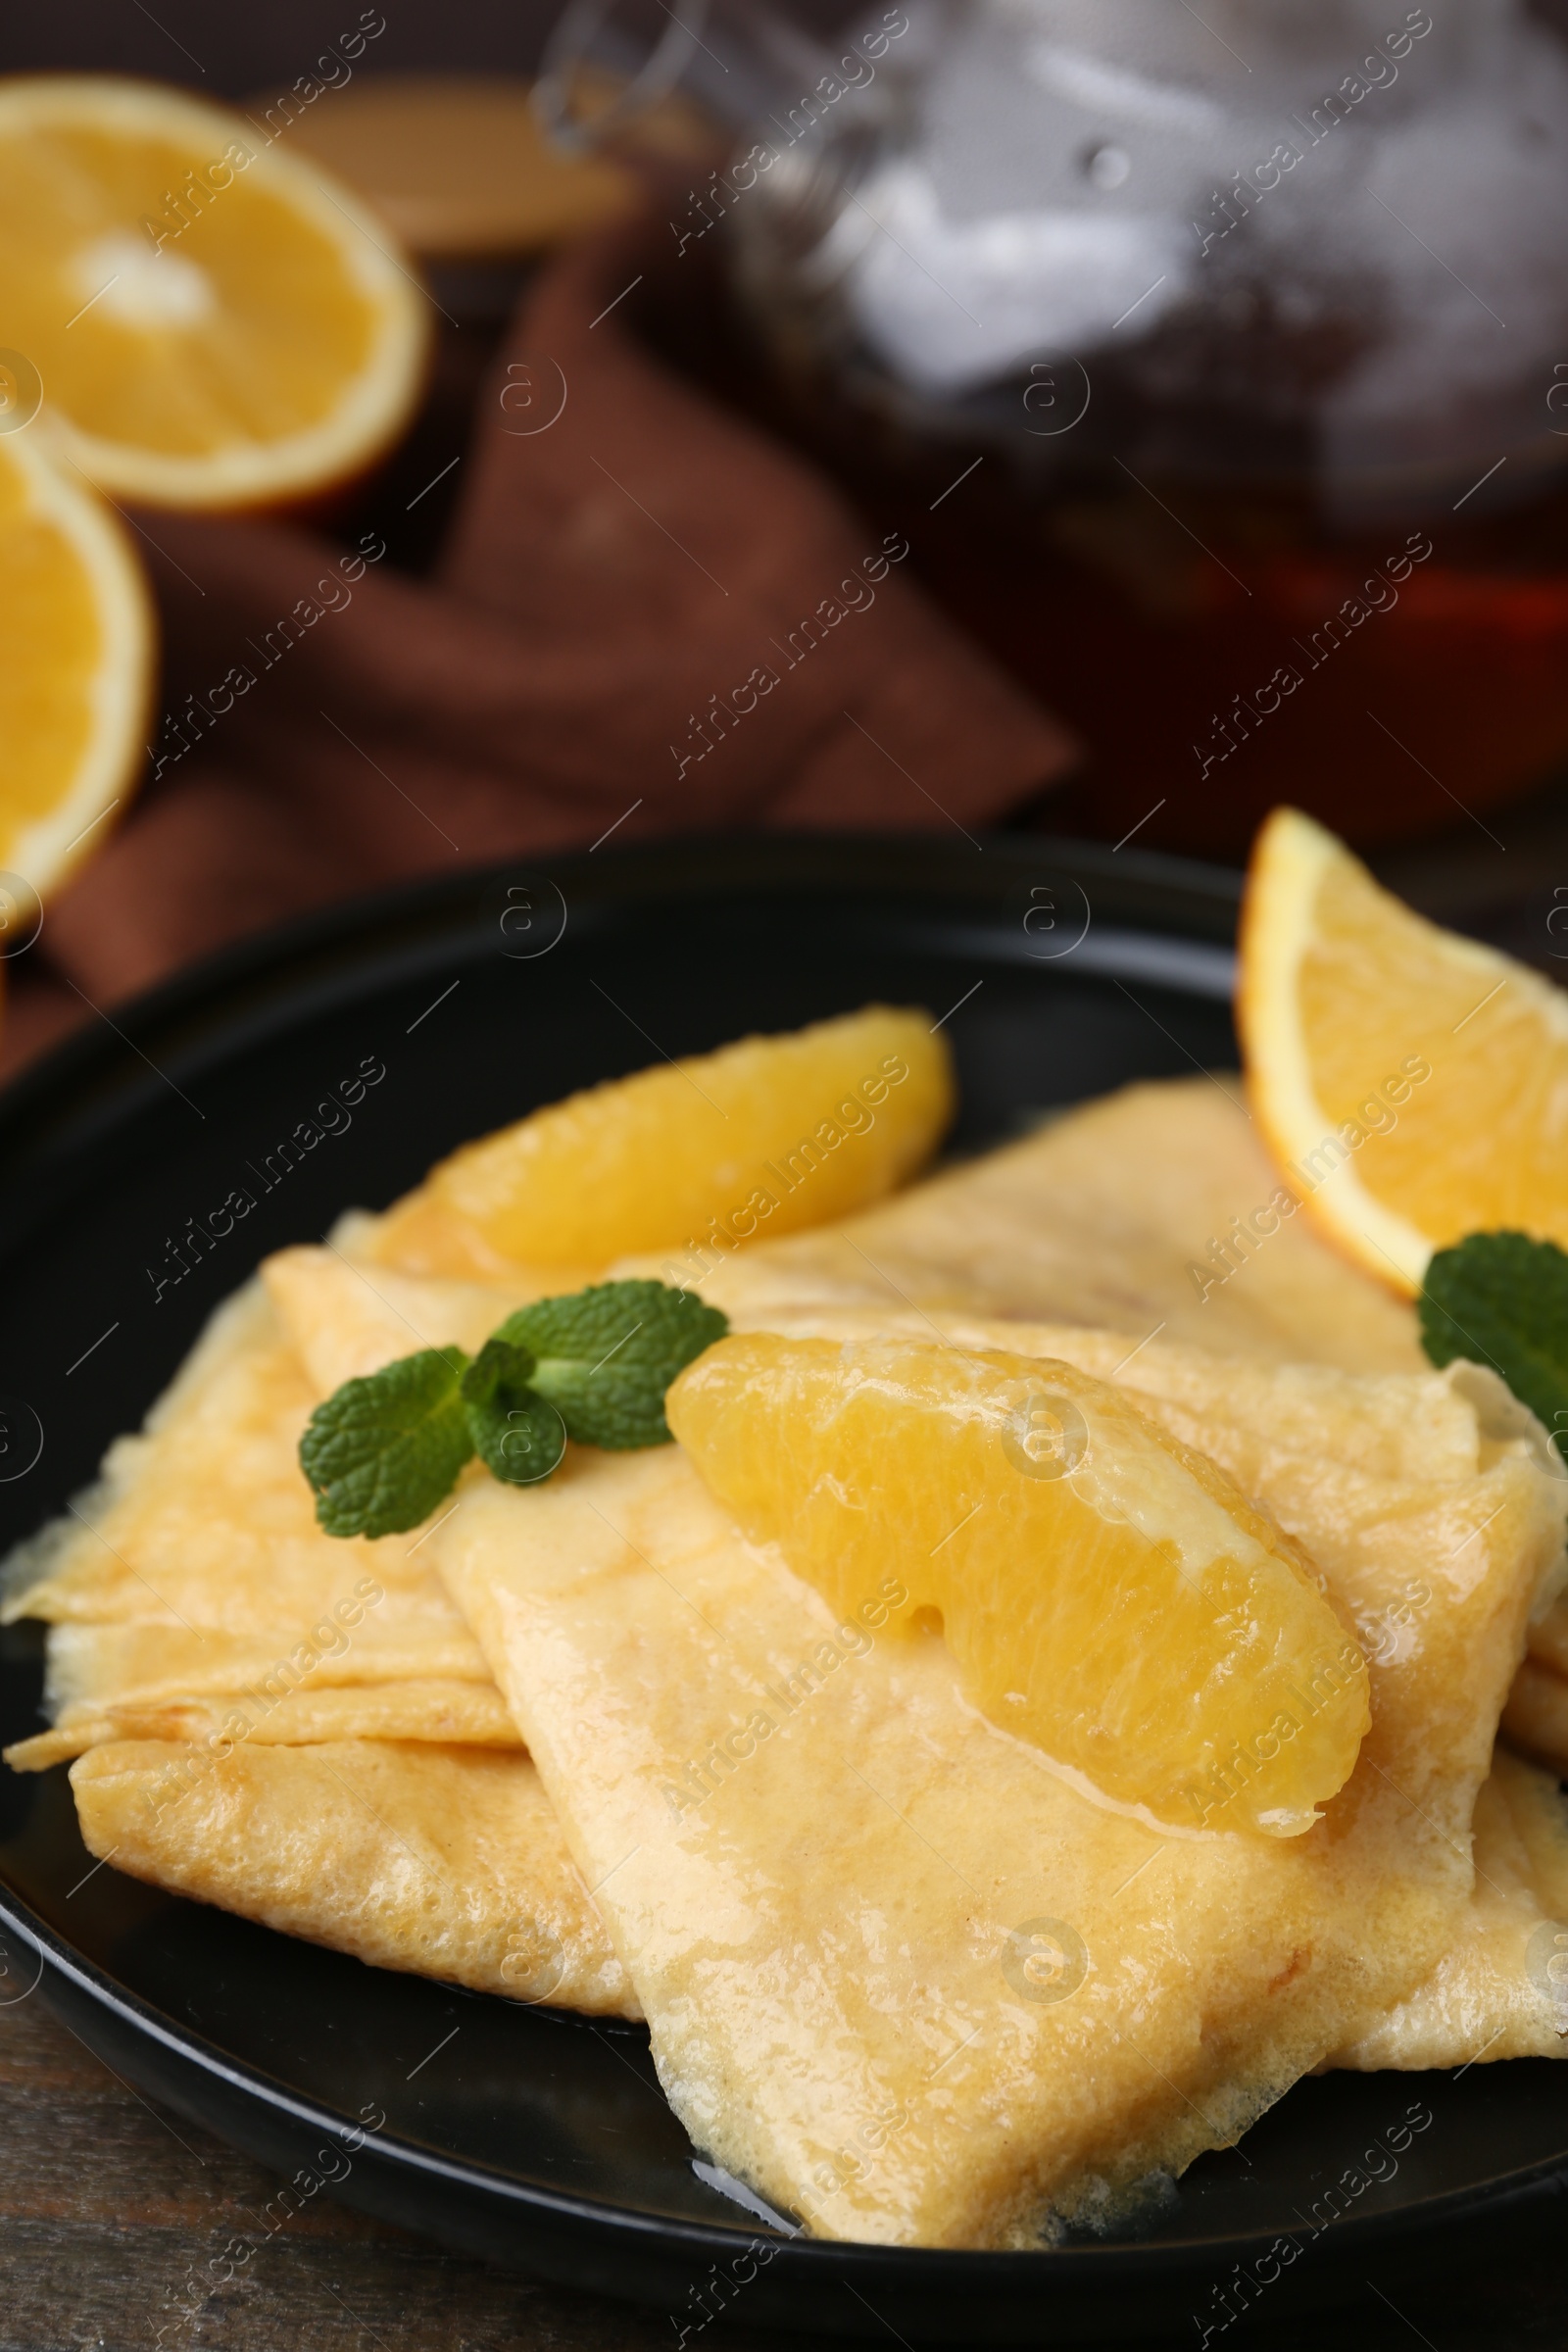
0, 205, 1074, 1085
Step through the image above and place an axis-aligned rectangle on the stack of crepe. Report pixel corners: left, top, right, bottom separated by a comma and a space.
7, 1077, 1568, 2243
1, 1252, 634, 2014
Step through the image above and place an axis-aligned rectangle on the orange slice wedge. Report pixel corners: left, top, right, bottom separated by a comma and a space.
1239, 807, 1568, 1293
669, 1332, 1369, 1838
0, 75, 429, 511
0, 424, 152, 900
376, 1005, 954, 1276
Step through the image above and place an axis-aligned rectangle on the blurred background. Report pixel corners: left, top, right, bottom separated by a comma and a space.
3, 0, 1567, 1080
5, 1, 849, 83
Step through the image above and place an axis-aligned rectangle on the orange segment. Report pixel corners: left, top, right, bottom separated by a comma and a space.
0, 76, 429, 510
668, 1333, 1369, 1838
1240, 808, 1568, 1293
375, 1006, 954, 1276
0, 424, 152, 897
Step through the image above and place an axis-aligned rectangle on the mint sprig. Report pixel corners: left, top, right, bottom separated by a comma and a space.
1420, 1232, 1568, 1445
300, 1280, 727, 1537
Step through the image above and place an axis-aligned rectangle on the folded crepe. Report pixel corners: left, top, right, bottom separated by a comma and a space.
0, 1272, 522, 1769
0, 1264, 631, 2009
0, 1274, 488, 1642
10, 1678, 522, 1772
1339, 1745, 1568, 2069
741, 1301, 1568, 2083
419, 1331, 1560, 2244
69, 1736, 635, 2016
248, 1236, 1564, 2241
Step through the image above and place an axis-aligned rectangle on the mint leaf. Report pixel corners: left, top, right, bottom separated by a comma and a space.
460, 1335, 537, 1409
300, 1348, 474, 1537
1420, 1232, 1568, 1445
467, 1392, 566, 1484
496, 1279, 729, 1449
462, 1336, 565, 1485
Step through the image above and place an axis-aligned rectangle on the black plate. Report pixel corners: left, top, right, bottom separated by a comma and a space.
2, 833, 1565, 2344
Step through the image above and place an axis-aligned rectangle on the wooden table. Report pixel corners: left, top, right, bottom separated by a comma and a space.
5, 1984, 1566, 2352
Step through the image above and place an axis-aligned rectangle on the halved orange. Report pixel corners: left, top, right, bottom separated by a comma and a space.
0, 423, 153, 899
0, 75, 429, 510
1239, 807, 1568, 1293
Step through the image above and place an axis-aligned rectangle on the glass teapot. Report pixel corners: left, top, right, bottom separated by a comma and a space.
539, 0, 1568, 855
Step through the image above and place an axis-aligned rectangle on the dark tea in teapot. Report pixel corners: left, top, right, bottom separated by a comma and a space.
546, 0, 1568, 851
